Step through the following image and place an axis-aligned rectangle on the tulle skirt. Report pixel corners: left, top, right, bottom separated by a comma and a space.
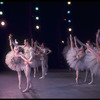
5, 51, 26, 71
62, 46, 70, 60
66, 48, 85, 71
84, 52, 100, 76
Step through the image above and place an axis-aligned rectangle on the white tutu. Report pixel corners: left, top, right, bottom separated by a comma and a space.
30, 56, 39, 68
5, 51, 26, 71
62, 46, 70, 60
66, 48, 85, 71
84, 51, 100, 76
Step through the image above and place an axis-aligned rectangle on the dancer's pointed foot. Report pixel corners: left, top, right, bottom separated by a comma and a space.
29, 84, 32, 89
22, 88, 29, 93
19, 86, 22, 90
34, 74, 36, 78
39, 76, 44, 79
84, 79, 87, 83
75, 78, 78, 84
45, 72, 47, 75
88, 81, 93, 85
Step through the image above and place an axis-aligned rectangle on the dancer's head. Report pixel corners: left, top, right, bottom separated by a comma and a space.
41, 43, 45, 48
24, 39, 29, 46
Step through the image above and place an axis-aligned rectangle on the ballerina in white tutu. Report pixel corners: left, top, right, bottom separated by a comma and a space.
66, 34, 85, 84
31, 38, 41, 78
83, 40, 95, 84
5, 34, 32, 90
85, 29, 100, 84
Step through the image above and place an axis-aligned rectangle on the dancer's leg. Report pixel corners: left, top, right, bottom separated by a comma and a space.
34, 67, 36, 78
22, 64, 32, 92
88, 69, 94, 84
84, 69, 88, 83
45, 58, 48, 75
39, 60, 45, 79
75, 69, 79, 84
17, 71, 22, 90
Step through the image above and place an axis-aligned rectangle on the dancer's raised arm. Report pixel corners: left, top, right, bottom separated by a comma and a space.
96, 29, 100, 50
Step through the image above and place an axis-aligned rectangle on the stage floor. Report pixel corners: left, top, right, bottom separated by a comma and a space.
0, 69, 100, 99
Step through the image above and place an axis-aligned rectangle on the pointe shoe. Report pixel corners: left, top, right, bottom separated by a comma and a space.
34, 75, 36, 78
75, 79, 78, 84
84, 79, 87, 83
29, 84, 32, 89
19, 86, 22, 90
22, 88, 29, 93
88, 81, 93, 85
45, 73, 47, 75
39, 76, 44, 79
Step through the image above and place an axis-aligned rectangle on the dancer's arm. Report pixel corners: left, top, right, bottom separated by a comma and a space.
46, 48, 52, 55
28, 48, 34, 61
96, 30, 100, 50
18, 54, 32, 64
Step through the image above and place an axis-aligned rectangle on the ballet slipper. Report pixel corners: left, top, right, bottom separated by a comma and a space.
45, 72, 47, 75
19, 86, 22, 90
34, 74, 36, 78
39, 76, 45, 79
88, 81, 93, 85
22, 88, 29, 93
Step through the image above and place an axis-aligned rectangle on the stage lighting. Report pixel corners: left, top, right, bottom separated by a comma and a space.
36, 16, 39, 20
67, 1, 71, 5
0, 11, 3, 15
67, 10, 70, 14
36, 25, 39, 29
68, 19, 71, 23
68, 28, 72, 32
1, 21, 5, 26
35, 7, 39, 11
61, 40, 64, 43
0, 2, 4, 4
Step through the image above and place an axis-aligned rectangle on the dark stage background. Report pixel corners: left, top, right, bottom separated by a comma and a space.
0, 1, 100, 71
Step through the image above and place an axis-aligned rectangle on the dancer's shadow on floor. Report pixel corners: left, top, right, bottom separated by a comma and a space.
21, 88, 40, 99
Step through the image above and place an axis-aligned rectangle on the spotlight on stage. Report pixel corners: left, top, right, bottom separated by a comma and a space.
68, 28, 72, 32
1, 20, 5, 26
0, 2, 4, 4
0, 19, 7, 28
67, 10, 71, 14
61, 40, 64, 44
67, 1, 71, 5
36, 16, 39, 20
64, 18, 66, 21
35, 7, 39, 11
0, 11, 3, 15
68, 19, 71, 23
36, 25, 40, 29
